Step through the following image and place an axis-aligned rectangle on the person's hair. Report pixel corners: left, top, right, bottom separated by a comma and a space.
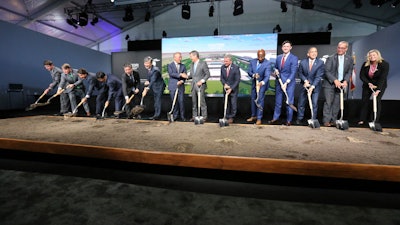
123, 63, 132, 69
308, 46, 317, 52
189, 50, 199, 58
282, 40, 292, 46
173, 52, 181, 57
364, 49, 384, 67
43, 60, 53, 66
338, 41, 349, 48
96, 71, 106, 79
144, 56, 153, 63
224, 54, 232, 60
62, 63, 71, 69
77, 68, 88, 75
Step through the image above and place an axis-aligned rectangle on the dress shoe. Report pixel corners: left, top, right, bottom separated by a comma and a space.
323, 122, 332, 127
268, 119, 279, 125
189, 118, 194, 122
357, 121, 364, 125
53, 113, 63, 116
285, 121, 291, 126
86, 112, 91, 117
295, 119, 303, 125
180, 118, 187, 122
256, 120, 262, 125
228, 118, 234, 124
246, 116, 256, 122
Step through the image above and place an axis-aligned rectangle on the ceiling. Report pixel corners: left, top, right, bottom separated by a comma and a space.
1, 0, 400, 49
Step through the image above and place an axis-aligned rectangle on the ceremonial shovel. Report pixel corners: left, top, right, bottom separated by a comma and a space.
336, 87, 349, 130
167, 88, 179, 122
194, 88, 204, 125
219, 91, 229, 127
368, 87, 382, 132
25, 91, 47, 111
305, 87, 320, 128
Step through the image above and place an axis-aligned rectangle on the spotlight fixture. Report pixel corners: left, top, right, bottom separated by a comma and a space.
78, 12, 88, 26
182, 1, 191, 19
281, 1, 288, 12
123, 5, 134, 22
327, 23, 333, 31
273, 24, 282, 33
90, 15, 98, 26
144, 11, 151, 21
233, 0, 244, 16
300, 0, 314, 9
125, 34, 130, 41
353, 0, 362, 8
66, 17, 78, 29
213, 28, 218, 36
391, 0, 400, 7
209, 4, 214, 17
162, 30, 167, 38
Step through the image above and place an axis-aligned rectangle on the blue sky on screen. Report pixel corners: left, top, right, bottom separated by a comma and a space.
162, 33, 277, 53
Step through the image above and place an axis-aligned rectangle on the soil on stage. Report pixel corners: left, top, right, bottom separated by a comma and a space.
0, 115, 399, 166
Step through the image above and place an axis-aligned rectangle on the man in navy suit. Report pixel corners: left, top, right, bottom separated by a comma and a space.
322, 41, 354, 127
188, 50, 210, 121
121, 63, 140, 118
96, 71, 124, 117
270, 40, 298, 126
220, 54, 241, 124
296, 47, 325, 125
246, 49, 271, 125
167, 52, 188, 121
143, 56, 166, 120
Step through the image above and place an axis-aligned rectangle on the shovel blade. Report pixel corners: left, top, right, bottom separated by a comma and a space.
219, 118, 229, 127
307, 119, 320, 129
369, 122, 382, 132
167, 112, 174, 122
194, 116, 204, 125
336, 120, 349, 130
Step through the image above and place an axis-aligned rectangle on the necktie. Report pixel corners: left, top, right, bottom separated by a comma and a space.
226, 66, 230, 77
281, 54, 286, 69
176, 63, 180, 72
309, 60, 313, 71
338, 55, 344, 81
256, 62, 260, 70
193, 63, 197, 74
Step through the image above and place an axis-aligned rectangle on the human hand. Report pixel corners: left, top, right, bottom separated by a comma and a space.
254, 73, 260, 79
134, 88, 139, 94
180, 73, 188, 79
44, 89, 50, 95
105, 101, 109, 108
67, 84, 74, 89
82, 97, 87, 103
144, 81, 150, 87
196, 81, 203, 87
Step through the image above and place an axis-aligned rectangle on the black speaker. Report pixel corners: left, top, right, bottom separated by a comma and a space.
182, 4, 190, 19
233, 0, 243, 16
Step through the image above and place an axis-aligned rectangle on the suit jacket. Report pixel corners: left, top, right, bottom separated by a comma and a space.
323, 54, 353, 87
48, 67, 62, 90
59, 71, 84, 93
147, 66, 165, 94
106, 74, 123, 101
121, 70, 140, 97
167, 61, 187, 91
359, 60, 389, 91
275, 53, 298, 84
189, 60, 210, 91
298, 58, 325, 88
247, 58, 270, 86
220, 63, 241, 93
79, 74, 101, 97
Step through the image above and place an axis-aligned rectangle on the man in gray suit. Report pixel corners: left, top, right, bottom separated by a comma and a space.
322, 41, 354, 127
189, 50, 210, 121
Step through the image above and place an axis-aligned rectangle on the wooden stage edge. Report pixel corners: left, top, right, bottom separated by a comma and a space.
1, 137, 399, 182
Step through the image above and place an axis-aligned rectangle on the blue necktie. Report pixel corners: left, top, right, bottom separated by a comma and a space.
338, 55, 344, 81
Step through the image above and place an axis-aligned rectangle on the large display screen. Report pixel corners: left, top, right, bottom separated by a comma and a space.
161, 33, 278, 96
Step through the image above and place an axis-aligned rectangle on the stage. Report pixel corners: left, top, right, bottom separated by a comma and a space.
1, 115, 399, 182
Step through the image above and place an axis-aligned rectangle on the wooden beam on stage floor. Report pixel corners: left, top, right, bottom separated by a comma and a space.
1, 137, 400, 182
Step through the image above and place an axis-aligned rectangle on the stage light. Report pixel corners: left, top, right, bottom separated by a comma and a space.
233, 0, 243, 16
353, 0, 362, 8
209, 4, 214, 17
78, 12, 88, 26
391, 0, 400, 7
301, 0, 314, 9
182, 2, 190, 19
144, 11, 151, 21
281, 1, 288, 12
123, 6, 134, 22
66, 18, 78, 29
162, 30, 167, 38
90, 16, 99, 26
273, 24, 281, 33
125, 34, 130, 41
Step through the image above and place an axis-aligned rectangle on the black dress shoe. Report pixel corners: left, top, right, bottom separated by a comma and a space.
268, 119, 279, 125
285, 122, 291, 126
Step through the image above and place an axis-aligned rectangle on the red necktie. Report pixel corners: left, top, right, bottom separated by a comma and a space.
281, 55, 286, 69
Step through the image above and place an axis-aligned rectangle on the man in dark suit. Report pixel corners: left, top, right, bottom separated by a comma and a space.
167, 52, 188, 121
322, 41, 354, 127
96, 71, 124, 116
143, 56, 166, 120
188, 50, 210, 121
77, 68, 106, 117
296, 47, 325, 125
121, 63, 140, 117
43, 60, 69, 116
220, 54, 241, 124
246, 49, 271, 125
270, 40, 298, 126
